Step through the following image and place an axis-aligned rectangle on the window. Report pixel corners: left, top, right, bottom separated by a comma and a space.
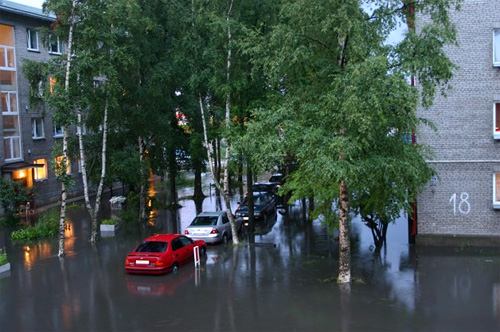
494, 173, 500, 209
1, 25, 21, 161
494, 29, 500, 67
49, 76, 57, 94
27, 28, 38, 51
32, 118, 45, 139
33, 158, 47, 181
54, 156, 71, 175
48, 34, 61, 54
53, 123, 63, 137
494, 103, 500, 139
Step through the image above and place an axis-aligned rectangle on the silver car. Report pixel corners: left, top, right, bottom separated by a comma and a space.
184, 211, 240, 244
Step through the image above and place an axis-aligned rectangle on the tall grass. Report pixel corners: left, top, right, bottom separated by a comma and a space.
11, 208, 59, 241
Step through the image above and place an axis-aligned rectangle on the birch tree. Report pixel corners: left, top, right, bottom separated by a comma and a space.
245, 0, 461, 283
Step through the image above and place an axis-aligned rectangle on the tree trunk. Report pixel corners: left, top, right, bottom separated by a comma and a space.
78, 101, 109, 245
138, 137, 148, 223
338, 179, 351, 284
58, 127, 68, 258
57, 0, 77, 258
238, 154, 243, 199
246, 163, 255, 238
193, 157, 204, 214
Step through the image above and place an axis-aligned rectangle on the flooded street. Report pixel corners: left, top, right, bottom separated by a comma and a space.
0, 174, 499, 331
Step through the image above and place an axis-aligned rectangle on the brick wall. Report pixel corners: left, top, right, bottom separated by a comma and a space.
417, 0, 500, 243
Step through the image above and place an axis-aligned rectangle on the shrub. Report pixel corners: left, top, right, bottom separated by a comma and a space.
11, 208, 59, 241
0, 248, 7, 266
101, 219, 116, 225
0, 213, 20, 227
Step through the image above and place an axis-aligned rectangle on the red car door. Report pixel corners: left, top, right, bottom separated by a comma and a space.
172, 236, 194, 266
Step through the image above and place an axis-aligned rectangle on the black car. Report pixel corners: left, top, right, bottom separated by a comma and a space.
251, 181, 277, 196
235, 193, 276, 222
269, 173, 284, 186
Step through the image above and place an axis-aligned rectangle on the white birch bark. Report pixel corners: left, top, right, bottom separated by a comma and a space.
77, 101, 109, 244
58, 0, 78, 257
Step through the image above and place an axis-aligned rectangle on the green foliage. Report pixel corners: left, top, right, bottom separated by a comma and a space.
101, 219, 116, 225
11, 208, 59, 242
0, 248, 7, 266
117, 191, 140, 224
0, 214, 21, 228
0, 180, 33, 216
242, 0, 460, 235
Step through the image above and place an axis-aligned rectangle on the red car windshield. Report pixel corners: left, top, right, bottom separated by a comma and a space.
135, 241, 168, 253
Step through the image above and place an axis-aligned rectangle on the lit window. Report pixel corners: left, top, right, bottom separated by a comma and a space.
494, 103, 500, 139
1, 91, 17, 113
53, 123, 63, 137
54, 156, 71, 175
33, 158, 47, 181
27, 28, 38, 51
48, 34, 61, 54
32, 118, 45, 139
494, 174, 500, 209
49, 76, 57, 94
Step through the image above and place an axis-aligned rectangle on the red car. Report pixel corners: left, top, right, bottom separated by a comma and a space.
125, 234, 206, 275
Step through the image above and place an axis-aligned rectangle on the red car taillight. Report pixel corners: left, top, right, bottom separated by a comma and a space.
210, 228, 219, 234
184, 229, 190, 235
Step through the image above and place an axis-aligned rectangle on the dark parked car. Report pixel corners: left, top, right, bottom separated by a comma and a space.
235, 193, 276, 222
125, 234, 206, 275
269, 173, 284, 186
251, 181, 277, 196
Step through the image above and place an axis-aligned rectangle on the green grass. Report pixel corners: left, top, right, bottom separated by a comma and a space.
11, 208, 59, 241
0, 248, 7, 266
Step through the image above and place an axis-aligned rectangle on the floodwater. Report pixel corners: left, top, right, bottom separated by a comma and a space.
0, 174, 499, 332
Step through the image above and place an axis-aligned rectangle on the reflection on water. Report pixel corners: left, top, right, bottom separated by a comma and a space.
0, 175, 499, 331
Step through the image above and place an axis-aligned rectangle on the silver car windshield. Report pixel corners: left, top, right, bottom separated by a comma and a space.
191, 216, 218, 226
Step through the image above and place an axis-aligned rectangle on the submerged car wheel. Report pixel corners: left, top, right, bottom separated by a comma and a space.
172, 263, 179, 273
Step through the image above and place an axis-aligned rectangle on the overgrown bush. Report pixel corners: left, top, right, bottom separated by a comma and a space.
11, 208, 59, 241
0, 179, 33, 215
0, 213, 20, 227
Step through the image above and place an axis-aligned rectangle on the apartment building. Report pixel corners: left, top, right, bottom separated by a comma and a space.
416, 0, 500, 246
0, 0, 84, 209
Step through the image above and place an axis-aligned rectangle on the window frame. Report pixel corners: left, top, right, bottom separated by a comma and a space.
493, 173, 500, 209
33, 158, 48, 181
494, 29, 500, 67
494, 102, 500, 140
48, 34, 61, 55
53, 123, 63, 138
27, 28, 39, 51
32, 117, 45, 139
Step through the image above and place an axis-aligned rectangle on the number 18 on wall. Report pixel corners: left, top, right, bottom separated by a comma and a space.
449, 192, 470, 215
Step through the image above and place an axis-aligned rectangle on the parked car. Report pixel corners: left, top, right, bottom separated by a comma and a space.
125, 234, 206, 275
269, 173, 284, 186
184, 211, 241, 244
235, 193, 276, 222
251, 181, 277, 196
